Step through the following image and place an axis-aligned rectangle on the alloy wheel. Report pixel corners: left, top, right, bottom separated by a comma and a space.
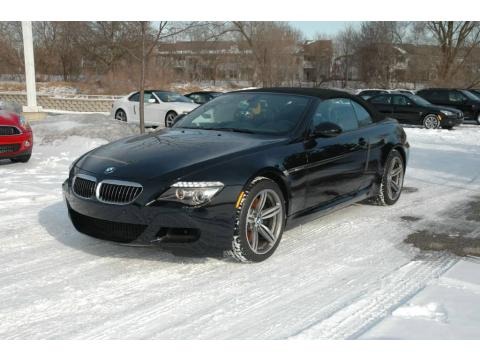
165, 112, 177, 127
386, 156, 404, 201
245, 189, 283, 255
423, 114, 439, 129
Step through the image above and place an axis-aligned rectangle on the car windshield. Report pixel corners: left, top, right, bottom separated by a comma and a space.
408, 94, 432, 106
174, 92, 310, 135
462, 90, 480, 101
154, 91, 193, 103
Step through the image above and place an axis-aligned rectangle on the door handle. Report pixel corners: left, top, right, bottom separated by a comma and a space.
358, 138, 368, 148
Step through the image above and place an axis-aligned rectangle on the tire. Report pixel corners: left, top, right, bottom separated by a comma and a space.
372, 149, 405, 206
423, 114, 440, 129
229, 177, 286, 263
115, 109, 127, 122
11, 154, 31, 163
476, 113, 480, 125
165, 111, 177, 128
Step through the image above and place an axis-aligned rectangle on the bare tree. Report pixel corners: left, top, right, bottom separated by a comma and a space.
122, 22, 199, 133
426, 21, 480, 84
34, 22, 85, 81
334, 25, 357, 88
232, 22, 301, 87
354, 22, 404, 88
0, 22, 24, 78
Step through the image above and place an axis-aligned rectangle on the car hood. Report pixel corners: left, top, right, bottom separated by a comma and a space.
429, 105, 463, 115
0, 111, 20, 126
75, 128, 285, 181
170, 102, 199, 112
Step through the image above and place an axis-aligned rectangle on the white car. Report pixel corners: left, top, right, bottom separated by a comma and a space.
112, 90, 199, 127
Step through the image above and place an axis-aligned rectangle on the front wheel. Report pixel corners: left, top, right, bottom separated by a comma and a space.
165, 111, 177, 128
115, 109, 127, 122
423, 114, 440, 129
229, 177, 286, 262
372, 149, 405, 206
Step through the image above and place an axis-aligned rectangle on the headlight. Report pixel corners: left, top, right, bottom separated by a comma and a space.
441, 110, 454, 116
19, 115, 29, 127
157, 181, 224, 206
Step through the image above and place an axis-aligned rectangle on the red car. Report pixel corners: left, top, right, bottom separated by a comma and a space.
0, 111, 33, 163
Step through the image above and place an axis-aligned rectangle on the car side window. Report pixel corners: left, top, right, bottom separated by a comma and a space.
392, 95, 411, 106
312, 98, 359, 132
351, 101, 373, 127
449, 91, 467, 103
144, 92, 155, 103
129, 93, 140, 102
370, 95, 391, 105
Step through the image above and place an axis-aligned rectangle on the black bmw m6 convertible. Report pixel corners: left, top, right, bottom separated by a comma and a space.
63, 88, 409, 262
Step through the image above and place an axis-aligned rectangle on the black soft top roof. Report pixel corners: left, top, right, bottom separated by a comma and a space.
235, 87, 385, 122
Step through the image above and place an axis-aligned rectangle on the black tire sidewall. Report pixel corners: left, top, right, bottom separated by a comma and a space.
233, 178, 286, 262
116, 109, 127, 122
381, 149, 404, 205
165, 111, 177, 127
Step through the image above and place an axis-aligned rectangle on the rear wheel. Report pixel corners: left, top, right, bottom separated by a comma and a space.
229, 177, 286, 262
476, 113, 480, 125
115, 109, 127, 122
165, 111, 177, 127
372, 149, 404, 206
423, 114, 440, 129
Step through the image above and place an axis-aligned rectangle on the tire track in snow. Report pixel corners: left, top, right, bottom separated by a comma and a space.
289, 252, 457, 339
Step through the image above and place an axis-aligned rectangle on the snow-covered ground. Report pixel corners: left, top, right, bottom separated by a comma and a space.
0, 115, 479, 339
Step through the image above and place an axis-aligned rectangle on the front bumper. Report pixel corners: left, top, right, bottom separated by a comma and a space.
0, 131, 33, 159
63, 178, 240, 253
440, 114, 464, 127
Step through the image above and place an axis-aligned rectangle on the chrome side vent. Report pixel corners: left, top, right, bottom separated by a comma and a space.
96, 180, 143, 205
72, 174, 97, 199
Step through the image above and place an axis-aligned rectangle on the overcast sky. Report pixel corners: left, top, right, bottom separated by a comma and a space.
289, 21, 361, 39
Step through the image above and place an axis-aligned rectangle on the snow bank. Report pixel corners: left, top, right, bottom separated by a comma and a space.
392, 302, 447, 322
31, 113, 140, 145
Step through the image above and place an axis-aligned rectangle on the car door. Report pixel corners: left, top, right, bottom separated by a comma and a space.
127, 92, 140, 123
143, 92, 167, 126
392, 95, 419, 124
448, 90, 473, 118
369, 94, 393, 115
304, 98, 369, 208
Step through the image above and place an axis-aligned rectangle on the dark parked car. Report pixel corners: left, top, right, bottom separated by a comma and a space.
467, 89, 480, 99
357, 89, 389, 100
185, 91, 222, 105
368, 92, 464, 129
63, 88, 409, 262
416, 88, 480, 125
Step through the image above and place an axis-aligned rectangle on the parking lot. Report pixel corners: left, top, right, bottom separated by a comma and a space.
0, 114, 478, 338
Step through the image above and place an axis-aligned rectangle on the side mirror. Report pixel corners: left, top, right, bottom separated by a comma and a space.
313, 122, 343, 137
169, 114, 185, 127
147, 98, 156, 104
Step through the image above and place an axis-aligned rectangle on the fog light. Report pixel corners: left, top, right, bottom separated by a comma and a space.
24, 140, 31, 147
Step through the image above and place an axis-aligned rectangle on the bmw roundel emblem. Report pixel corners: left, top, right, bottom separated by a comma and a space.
104, 167, 116, 175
